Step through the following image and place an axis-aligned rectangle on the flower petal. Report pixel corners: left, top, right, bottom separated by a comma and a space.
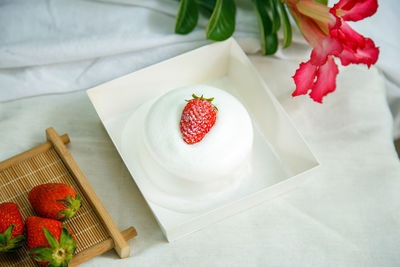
295, 15, 328, 48
310, 36, 342, 65
331, 0, 378, 21
296, 0, 337, 25
309, 56, 339, 103
292, 60, 318, 96
330, 22, 365, 50
338, 38, 379, 67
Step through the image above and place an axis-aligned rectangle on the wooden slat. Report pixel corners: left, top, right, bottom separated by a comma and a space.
45, 127, 130, 258
0, 134, 70, 171
70, 227, 137, 267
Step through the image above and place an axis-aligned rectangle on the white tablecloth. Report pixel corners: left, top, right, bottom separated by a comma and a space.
1, 0, 400, 266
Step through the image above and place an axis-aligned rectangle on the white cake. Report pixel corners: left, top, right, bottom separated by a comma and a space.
123, 85, 254, 207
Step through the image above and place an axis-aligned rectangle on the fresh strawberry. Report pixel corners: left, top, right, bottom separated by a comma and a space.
0, 202, 25, 252
29, 183, 81, 222
180, 94, 218, 144
26, 216, 76, 266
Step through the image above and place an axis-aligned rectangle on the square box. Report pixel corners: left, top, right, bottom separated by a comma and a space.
87, 38, 319, 241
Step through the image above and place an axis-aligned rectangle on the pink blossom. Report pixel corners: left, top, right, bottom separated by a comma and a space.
287, 0, 379, 103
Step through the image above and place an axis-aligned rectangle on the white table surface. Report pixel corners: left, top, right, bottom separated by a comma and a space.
1, 56, 400, 266
1, 0, 400, 266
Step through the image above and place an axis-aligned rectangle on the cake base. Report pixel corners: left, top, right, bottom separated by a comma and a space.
122, 99, 251, 213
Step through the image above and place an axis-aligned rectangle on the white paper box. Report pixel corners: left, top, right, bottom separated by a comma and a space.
87, 38, 319, 241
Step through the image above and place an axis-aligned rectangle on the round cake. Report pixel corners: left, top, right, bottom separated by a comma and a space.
123, 85, 254, 210
140, 85, 253, 196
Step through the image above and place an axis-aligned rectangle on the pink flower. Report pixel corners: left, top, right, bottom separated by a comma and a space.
286, 0, 379, 103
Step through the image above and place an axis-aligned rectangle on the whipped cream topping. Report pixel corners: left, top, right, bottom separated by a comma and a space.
144, 85, 253, 184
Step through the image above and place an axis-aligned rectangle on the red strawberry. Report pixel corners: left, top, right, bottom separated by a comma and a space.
180, 94, 218, 144
26, 216, 76, 266
29, 183, 81, 222
0, 202, 25, 252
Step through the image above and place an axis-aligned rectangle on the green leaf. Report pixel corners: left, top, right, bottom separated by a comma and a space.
60, 226, 72, 247
3, 224, 14, 241
197, 0, 216, 16
0, 225, 24, 252
10, 235, 24, 244
57, 194, 81, 221
60, 226, 76, 255
66, 195, 74, 204
29, 247, 45, 254
31, 227, 75, 266
57, 199, 71, 207
43, 227, 59, 249
313, 0, 328, 5
277, 0, 292, 48
0, 234, 6, 245
68, 240, 77, 255
30, 247, 53, 261
59, 226, 68, 247
269, 0, 281, 33
206, 0, 236, 41
175, 0, 199, 34
252, 0, 278, 55
265, 33, 278, 55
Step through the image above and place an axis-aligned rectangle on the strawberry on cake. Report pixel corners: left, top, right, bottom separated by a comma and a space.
180, 94, 218, 145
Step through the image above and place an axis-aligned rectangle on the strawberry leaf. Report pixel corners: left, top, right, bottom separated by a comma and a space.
3, 224, 14, 241
10, 235, 24, 243
59, 226, 69, 247
57, 199, 71, 207
56, 194, 81, 221
66, 195, 74, 203
59, 225, 76, 255
31, 226, 76, 266
0, 234, 5, 245
0, 225, 24, 252
30, 247, 53, 261
43, 227, 59, 248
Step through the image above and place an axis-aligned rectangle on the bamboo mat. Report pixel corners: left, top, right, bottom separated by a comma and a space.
0, 148, 110, 267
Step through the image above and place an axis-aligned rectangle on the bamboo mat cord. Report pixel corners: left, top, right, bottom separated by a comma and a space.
70, 227, 137, 267
0, 134, 69, 171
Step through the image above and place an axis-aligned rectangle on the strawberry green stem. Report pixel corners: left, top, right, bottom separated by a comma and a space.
56, 194, 81, 222
0, 224, 25, 253
186, 93, 218, 111
30, 226, 76, 267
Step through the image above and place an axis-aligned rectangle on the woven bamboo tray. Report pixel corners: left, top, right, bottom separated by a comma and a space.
0, 127, 137, 266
